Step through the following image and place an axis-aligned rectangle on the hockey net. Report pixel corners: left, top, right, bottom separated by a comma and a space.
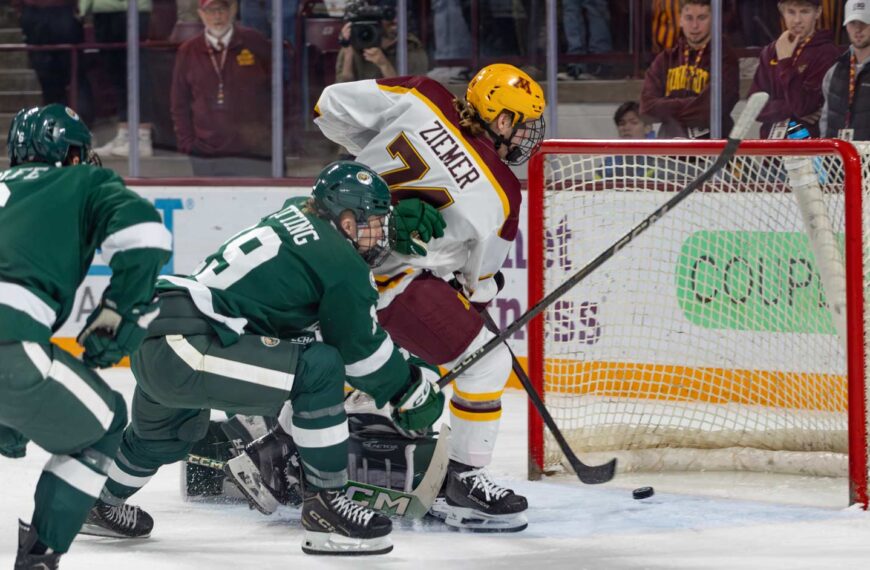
526, 139, 870, 506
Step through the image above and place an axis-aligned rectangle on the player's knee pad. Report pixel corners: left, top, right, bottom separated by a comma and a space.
293, 342, 346, 405
448, 328, 512, 398
106, 391, 128, 437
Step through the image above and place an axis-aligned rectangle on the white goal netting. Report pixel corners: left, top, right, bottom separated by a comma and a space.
529, 141, 869, 492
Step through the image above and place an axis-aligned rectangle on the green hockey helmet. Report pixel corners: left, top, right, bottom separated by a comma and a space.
312, 160, 395, 266
312, 160, 392, 222
7, 104, 98, 167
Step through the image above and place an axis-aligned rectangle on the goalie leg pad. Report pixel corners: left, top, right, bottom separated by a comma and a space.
429, 499, 528, 533
223, 453, 281, 515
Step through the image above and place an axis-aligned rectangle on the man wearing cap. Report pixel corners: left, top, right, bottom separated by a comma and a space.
170, 0, 274, 176
639, 0, 740, 139
820, 0, 870, 140
749, 0, 840, 139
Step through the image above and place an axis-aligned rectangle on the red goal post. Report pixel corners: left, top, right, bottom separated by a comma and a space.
527, 139, 869, 507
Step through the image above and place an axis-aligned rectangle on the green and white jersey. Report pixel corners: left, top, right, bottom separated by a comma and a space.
157, 196, 411, 405
0, 162, 172, 343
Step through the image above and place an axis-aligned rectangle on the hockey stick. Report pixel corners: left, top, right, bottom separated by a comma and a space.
479, 310, 616, 483
437, 92, 769, 438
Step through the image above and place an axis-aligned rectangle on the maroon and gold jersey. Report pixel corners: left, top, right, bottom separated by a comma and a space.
314, 76, 521, 305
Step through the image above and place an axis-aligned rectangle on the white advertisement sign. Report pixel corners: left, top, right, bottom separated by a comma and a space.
55, 186, 532, 356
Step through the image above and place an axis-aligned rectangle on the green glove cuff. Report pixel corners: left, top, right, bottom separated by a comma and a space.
391, 365, 445, 432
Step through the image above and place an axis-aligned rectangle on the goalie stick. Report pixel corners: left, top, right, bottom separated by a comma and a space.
436, 92, 770, 482
185, 423, 451, 520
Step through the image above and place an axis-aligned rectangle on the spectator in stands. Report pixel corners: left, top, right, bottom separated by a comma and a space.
749, 1, 840, 139
335, 0, 428, 82
614, 101, 655, 139
640, 0, 739, 139
241, 0, 296, 45
17, 0, 82, 107
427, 0, 472, 83
239, 0, 295, 84
170, 0, 273, 176
820, 0, 870, 140
600, 102, 656, 179
562, 0, 612, 79
81, 0, 154, 157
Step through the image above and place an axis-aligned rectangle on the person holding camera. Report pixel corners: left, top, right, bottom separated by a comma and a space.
335, 0, 427, 82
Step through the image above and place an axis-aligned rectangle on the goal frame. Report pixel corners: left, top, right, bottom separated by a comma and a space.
527, 138, 869, 507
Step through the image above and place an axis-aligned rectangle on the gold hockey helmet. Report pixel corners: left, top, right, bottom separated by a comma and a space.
465, 64, 546, 165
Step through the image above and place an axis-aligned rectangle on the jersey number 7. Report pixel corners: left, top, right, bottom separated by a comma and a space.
381, 132, 454, 210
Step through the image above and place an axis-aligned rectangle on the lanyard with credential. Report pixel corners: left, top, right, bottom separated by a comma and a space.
846, 53, 858, 128
682, 42, 706, 92
206, 36, 229, 106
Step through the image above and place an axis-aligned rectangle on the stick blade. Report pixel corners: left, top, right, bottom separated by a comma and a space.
570, 456, 617, 484
729, 91, 769, 140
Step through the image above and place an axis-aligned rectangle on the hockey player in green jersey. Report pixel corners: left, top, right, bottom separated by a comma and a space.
80, 161, 445, 556
0, 104, 172, 570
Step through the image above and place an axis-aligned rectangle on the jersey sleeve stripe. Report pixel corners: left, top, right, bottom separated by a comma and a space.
100, 222, 172, 265
375, 83, 513, 231
345, 336, 395, 378
159, 276, 249, 336
0, 282, 56, 328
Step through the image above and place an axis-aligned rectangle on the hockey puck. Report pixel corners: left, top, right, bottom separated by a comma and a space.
632, 486, 654, 500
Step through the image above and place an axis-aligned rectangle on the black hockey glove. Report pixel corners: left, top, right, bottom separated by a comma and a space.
390, 364, 445, 432
393, 198, 446, 256
77, 297, 161, 369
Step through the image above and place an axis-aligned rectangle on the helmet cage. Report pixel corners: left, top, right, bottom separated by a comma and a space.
479, 111, 546, 166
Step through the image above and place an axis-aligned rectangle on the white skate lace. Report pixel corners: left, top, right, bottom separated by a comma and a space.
458, 468, 510, 502
105, 503, 139, 529
330, 493, 376, 527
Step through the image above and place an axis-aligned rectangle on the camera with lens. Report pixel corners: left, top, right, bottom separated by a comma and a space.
343, 1, 396, 51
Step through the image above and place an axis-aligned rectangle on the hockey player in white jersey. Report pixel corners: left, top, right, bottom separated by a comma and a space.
314, 64, 546, 532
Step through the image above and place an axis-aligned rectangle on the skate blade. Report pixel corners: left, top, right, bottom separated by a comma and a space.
429, 499, 528, 533
78, 523, 151, 539
223, 455, 279, 515
301, 530, 393, 556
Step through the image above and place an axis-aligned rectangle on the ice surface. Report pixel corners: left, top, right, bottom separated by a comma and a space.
2, 369, 869, 569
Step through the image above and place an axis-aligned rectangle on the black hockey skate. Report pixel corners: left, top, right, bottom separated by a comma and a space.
79, 499, 154, 538
301, 489, 392, 555
429, 460, 528, 532
223, 427, 303, 515
15, 520, 61, 570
